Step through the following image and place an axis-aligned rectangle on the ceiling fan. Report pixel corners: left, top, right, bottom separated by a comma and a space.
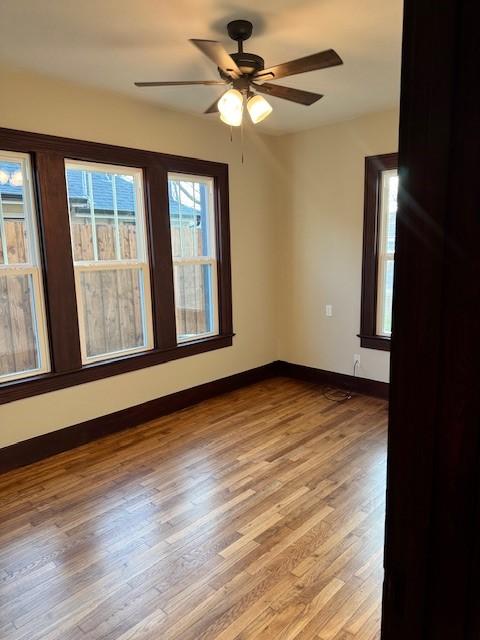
134, 19, 343, 126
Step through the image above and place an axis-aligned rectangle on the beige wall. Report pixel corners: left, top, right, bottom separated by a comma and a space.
0, 64, 399, 448
0, 64, 279, 448
275, 109, 399, 383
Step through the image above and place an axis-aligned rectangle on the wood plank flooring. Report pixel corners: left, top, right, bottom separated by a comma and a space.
0, 378, 388, 640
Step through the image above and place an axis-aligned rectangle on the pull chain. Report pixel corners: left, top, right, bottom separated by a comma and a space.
240, 114, 245, 164
227, 118, 245, 164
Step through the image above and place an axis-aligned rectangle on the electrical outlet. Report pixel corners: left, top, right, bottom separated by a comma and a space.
325, 304, 333, 317
353, 354, 361, 370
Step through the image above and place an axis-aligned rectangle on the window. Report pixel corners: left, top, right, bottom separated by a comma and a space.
65, 161, 154, 362
168, 174, 218, 342
376, 169, 398, 336
0, 151, 50, 381
359, 153, 398, 351
0, 127, 232, 403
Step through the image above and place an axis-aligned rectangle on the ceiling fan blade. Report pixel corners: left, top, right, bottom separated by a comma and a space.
190, 39, 241, 79
252, 82, 323, 105
255, 49, 343, 81
135, 80, 226, 87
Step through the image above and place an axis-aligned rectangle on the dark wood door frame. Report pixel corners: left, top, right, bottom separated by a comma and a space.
382, 0, 480, 638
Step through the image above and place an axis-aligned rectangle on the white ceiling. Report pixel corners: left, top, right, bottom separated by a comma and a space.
0, 0, 403, 134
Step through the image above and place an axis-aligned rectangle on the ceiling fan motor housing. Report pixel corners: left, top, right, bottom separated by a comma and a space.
219, 52, 265, 80
227, 20, 253, 42
219, 19, 265, 79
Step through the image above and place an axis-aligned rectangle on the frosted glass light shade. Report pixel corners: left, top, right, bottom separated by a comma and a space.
220, 112, 243, 127
247, 94, 273, 124
218, 89, 243, 127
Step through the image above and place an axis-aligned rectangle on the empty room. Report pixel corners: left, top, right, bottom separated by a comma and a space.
1, 1, 478, 639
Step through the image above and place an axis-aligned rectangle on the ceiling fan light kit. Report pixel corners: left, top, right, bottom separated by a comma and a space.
218, 89, 273, 126
246, 94, 273, 124
218, 88, 244, 126
135, 19, 343, 127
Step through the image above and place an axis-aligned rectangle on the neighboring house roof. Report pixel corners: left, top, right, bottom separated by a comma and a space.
0, 162, 200, 220
66, 167, 137, 214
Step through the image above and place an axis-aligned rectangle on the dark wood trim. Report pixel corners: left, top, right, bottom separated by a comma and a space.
359, 152, 398, 352
143, 164, 177, 350
0, 334, 233, 404
382, 0, 480, 638
0, 127, 234, 404
164, 159, 233, 337
276, 361, 389, 400
0, 362, 278, 474
0, 359, 389, 473
165, 155, 228, 177
0, 359, 390, 473
356, 334, 391, 352
214, 167, 233, 335
0, 127, 228, 173
34, 152, 82, 371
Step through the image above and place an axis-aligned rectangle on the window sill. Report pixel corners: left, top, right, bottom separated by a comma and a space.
0, 333, 234, 404
358, 334, 391, 352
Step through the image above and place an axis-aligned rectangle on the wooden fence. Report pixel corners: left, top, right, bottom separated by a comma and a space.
0, 271, 38, 375
1, 220, 207, 374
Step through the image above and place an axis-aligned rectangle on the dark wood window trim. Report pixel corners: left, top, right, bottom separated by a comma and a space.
359, 152, 398, 351
0, 127, 233, 404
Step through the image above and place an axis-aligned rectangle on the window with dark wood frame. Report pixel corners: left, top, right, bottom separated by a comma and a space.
359, 152, 398, 351
0, 127, 233, 404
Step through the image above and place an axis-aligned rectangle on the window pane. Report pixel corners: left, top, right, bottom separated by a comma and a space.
70, 214, 95, 261
0, 273, 40, 378
0, 153, 49, 383
65, 166, 141, 262
168, 177, 214, 258
78, 268, 148, 359
0, 160, 29, 265
386, 174, 398, 253
381, 259, 394, 335
174, 263, 215, 340
168, 173, 219, 344
66, 161, 153, 363
376, 168, 398, 337
119, 220, 137, 260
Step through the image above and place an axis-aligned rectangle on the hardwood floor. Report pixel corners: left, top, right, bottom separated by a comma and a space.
0, 378, 388, 640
